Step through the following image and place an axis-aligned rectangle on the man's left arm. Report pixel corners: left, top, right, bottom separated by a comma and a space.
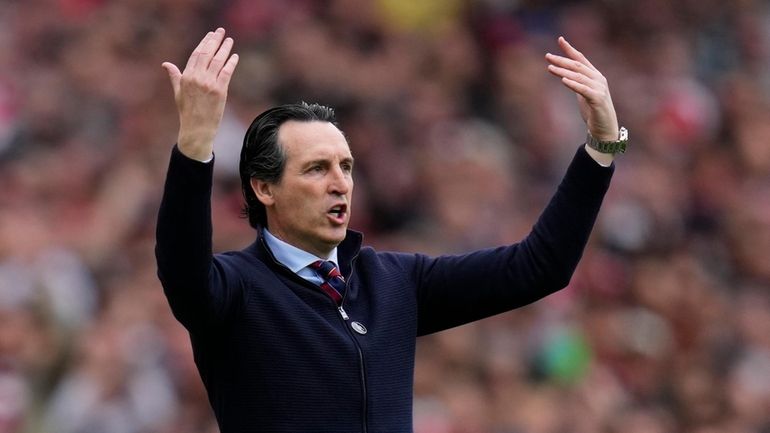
411, 37, 622, 335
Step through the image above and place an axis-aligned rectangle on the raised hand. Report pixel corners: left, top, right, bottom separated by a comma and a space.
163, 28, 239, 161
546, 37, 619, 153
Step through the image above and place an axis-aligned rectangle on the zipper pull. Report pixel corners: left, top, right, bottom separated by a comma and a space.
338, 305, 349, 320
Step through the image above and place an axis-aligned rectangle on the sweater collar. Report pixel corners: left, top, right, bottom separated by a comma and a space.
251, 228, 363, 279
261, 228, 339, 272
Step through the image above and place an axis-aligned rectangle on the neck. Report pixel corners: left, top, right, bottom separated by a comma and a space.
264, 227, 335, 259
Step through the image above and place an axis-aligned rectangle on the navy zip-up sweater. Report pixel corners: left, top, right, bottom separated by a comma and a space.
155, 145, 614, 433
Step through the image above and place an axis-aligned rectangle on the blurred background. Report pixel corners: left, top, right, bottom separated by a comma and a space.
1, 0, 770, 432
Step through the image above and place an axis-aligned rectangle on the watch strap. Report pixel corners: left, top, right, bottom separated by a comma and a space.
586, 127, 628, 154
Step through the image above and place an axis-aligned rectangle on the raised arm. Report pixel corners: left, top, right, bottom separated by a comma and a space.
155, 29, 240, 331
163, 28, 239, 161
412, 38, 619, 335
546, 36, 620, 166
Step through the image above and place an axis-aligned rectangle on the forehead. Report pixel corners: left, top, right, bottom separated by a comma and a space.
277, 120, 351, 161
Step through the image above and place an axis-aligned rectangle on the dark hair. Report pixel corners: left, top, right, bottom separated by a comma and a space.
240, 102, 338, 229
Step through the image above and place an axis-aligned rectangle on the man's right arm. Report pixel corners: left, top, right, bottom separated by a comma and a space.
155, 29, 239, 331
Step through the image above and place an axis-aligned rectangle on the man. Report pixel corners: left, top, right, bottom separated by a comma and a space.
156, 28, 625, 433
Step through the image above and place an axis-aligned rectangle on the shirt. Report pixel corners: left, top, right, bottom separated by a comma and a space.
262, 228, 339, 286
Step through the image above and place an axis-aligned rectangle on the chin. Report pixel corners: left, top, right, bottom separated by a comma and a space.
325, 227, 348, 244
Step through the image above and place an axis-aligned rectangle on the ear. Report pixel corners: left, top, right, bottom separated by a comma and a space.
251, 178, 275, 206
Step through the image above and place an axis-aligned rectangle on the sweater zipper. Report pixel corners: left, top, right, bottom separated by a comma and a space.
301, 255, 367, 433
339, 317, 368, 433
337, 253, 367, 433
261, 238, 367, 432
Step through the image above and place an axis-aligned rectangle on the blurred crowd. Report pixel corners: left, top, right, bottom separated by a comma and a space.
1, 0, 770, 432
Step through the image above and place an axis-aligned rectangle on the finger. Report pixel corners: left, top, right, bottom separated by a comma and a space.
558, 36, 596, 70
162, 62, 182, 95
185, 31, 214, 71
208, 37, 234, 74
186, 28, 226, 71
545, 52, 602, 80
197, 28, 226, 69
547, 64, 597, 88
217, 53, 239, 85
560, 77, 601, 101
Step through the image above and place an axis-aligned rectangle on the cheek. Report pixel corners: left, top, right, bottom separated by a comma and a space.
289, 189, 322, 215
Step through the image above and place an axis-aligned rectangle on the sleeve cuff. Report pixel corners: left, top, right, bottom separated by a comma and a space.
172, 144, 215, 165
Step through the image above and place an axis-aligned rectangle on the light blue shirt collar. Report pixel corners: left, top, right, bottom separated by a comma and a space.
262, 228, 338, 285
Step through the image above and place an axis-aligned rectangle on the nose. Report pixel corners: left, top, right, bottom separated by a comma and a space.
328, 165, 351, 195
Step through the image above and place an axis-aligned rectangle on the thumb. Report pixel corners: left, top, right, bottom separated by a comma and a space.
161, 62, 182, 96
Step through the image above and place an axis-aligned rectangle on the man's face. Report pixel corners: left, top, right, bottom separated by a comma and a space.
258, 120, 354, 258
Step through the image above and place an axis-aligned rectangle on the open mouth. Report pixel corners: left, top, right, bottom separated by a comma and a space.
328, 204, 348, 220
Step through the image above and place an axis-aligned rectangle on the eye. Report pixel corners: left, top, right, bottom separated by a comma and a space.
341, 162, 353, 173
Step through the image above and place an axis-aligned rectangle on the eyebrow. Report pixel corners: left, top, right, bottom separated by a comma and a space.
301, 156, 355, 168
